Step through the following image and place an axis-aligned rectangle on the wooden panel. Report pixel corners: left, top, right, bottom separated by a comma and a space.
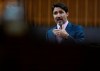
68, 0, 78, 24
97, 0, 100, 27
88, 0, 95, 26
1, 0, 100, 27
0, 0, 4, 16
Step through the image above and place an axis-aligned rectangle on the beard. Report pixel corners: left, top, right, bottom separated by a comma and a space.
58, 20, 64, 27
56, 17, 64, 25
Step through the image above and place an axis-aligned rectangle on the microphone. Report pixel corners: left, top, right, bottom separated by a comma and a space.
56, 17, 63, 29
59, 21, 63, 29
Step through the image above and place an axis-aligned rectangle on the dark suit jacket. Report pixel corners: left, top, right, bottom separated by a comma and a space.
46, 22, 85, 44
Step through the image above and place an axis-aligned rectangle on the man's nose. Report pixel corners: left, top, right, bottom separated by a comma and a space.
57, 13, 61, 17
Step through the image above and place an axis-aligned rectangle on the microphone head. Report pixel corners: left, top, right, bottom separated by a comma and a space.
58, 21, 63, 29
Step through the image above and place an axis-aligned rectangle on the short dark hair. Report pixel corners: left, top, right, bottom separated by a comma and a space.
52, 3, 68, 13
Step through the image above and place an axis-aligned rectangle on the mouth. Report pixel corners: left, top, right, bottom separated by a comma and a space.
56, 18, 63, 24
56, 17, 63, 21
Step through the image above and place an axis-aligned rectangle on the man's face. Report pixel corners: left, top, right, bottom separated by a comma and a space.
53, 7, 69, 25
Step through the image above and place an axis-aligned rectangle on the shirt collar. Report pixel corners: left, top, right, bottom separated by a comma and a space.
57, 21, 69, 29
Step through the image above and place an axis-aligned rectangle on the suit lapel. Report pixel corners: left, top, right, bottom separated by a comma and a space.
65, 22, 72, 33
51, 26, 57, 42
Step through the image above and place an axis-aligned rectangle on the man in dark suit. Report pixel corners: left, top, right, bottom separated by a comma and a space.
46, 3, 85, 44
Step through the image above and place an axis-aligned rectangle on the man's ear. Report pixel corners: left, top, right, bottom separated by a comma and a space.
66, 12, 69, 16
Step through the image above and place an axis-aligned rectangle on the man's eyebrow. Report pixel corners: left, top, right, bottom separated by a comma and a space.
59, 10, 64, 12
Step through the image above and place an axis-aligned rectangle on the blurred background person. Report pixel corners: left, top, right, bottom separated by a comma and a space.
1, 0, 34, 45
3, 0, 28, 37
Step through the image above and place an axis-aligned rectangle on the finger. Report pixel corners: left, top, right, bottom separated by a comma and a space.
56, 32, 60, 36
53, 30, 59, 35
53, 29, 61, 31
61, 25, 65, 30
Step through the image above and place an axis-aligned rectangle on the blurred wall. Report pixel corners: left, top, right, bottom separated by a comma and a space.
0, 0, 4, 19
24, 0, 100, 27
0, 0, 100, 27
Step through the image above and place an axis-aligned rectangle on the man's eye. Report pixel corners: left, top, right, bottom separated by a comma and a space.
59, 11, 64, 14
53, 12, 58, 15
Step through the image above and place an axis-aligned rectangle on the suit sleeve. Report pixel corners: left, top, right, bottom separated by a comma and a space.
46, 31, 49, 41
63, 26, 85, 44
74, 26, 85, 44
